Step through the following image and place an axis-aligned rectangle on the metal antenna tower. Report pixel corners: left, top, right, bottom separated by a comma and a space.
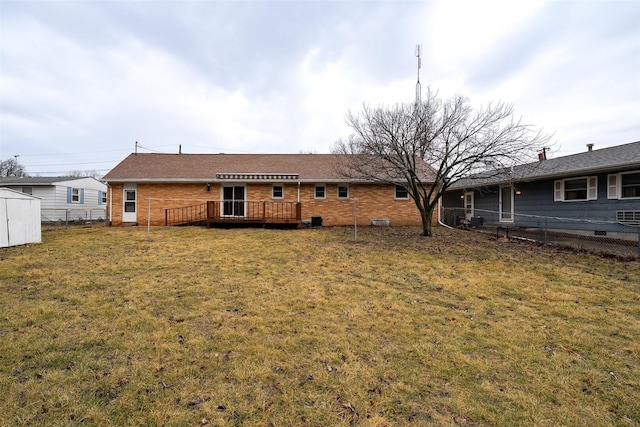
415, 44, 422, 105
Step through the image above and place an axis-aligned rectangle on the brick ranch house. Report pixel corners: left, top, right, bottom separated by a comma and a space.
102, 153, 435, 227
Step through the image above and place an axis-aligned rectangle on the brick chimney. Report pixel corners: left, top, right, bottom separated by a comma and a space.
538, 147, 547, 161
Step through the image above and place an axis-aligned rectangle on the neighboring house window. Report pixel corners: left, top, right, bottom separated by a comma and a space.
554, 177, 597, 202
395, 185, 409, 199
98, 191, 107, 205
337, 184, 349, 199
608, 171, 640, 199
67, 187, 85, 204
272, 185, 284, 199
315, 184, 326, 199
22, 186, 33, 195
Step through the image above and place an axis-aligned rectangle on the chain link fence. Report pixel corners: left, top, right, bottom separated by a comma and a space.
41, 208, 107, 228
441, 207, 640, 257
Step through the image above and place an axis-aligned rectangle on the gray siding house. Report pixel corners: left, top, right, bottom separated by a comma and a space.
0, 177, 107, 223
441, 141, 640, 239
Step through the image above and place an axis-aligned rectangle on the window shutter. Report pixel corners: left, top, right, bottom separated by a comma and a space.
587, 177, 597, 200
554, 180, 563, 201
67, 187, 72, 203
607, 174, 618, 199
80, 189, 85, 204
98, 191, 103, 205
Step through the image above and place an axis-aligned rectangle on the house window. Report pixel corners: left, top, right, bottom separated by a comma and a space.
608, 172, 640, 199
99, 191, 107, 204
564, 178, 588, 200
621, 172, 640, 199
315, 185, 326, 199
337, 185, 349, 199
554, 177, 597, 202
272, 185, 284, 199
67, 187, 84, 203
22, 186, 33, 195
395, 185, 409, 199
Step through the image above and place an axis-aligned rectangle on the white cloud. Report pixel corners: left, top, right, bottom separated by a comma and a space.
426, 0, 548, 75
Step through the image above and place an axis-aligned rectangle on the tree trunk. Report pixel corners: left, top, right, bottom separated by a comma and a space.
421, 207, 433, 236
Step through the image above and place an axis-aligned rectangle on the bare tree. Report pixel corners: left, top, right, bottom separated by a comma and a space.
0, 157, 27, 177
333, 88, 551, 236
68, 169, 101, 179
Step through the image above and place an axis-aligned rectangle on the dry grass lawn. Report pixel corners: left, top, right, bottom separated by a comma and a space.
0, 225, 638, 426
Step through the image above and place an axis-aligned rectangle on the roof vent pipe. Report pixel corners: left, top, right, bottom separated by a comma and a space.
587, 143, 594, 152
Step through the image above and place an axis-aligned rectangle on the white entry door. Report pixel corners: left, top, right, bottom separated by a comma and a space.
464, 191, 474, 221
123, 184, 137, 223
500, 185, 513, 222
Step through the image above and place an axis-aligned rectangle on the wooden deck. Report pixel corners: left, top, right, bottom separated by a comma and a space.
165, 201, 302, 227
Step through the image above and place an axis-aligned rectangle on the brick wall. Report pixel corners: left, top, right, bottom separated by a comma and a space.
107, 182, 432, 226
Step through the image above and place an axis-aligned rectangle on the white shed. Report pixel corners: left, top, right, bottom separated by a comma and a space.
0, 188, 42, 248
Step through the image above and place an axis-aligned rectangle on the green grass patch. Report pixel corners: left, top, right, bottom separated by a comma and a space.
0, 226, 638, 426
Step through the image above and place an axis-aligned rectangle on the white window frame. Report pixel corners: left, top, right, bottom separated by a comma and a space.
395, 185, 409, 200
314, 184, 326, 199
72, 188, 80, 203
337, 184, 349, 199
608, 171, 640, 200
101, 191, 107, 204
554, 176, 597, 202
272, 184, 284, 199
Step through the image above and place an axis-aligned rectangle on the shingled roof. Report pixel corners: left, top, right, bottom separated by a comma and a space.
102, 153, 436, 183
0, 176, 94, 185
451, 141, 640, 189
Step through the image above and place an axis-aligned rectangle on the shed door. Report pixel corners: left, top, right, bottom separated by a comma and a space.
123, 184, 137, 223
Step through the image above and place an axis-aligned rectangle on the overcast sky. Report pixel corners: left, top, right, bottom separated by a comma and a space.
1, 0, 638, 177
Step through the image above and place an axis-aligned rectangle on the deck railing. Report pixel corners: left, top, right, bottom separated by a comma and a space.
165, 203, 208, 226
165, 201, 301, 226
206, 201, 302, 224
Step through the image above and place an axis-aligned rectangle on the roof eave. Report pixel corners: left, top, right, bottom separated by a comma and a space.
449, 161, 640, 190
103, 177, 428, 184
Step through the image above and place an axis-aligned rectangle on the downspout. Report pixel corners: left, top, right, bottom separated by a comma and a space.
107, 183, 113, 226
297, 181, 300, 203
437, 197, 453, 229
